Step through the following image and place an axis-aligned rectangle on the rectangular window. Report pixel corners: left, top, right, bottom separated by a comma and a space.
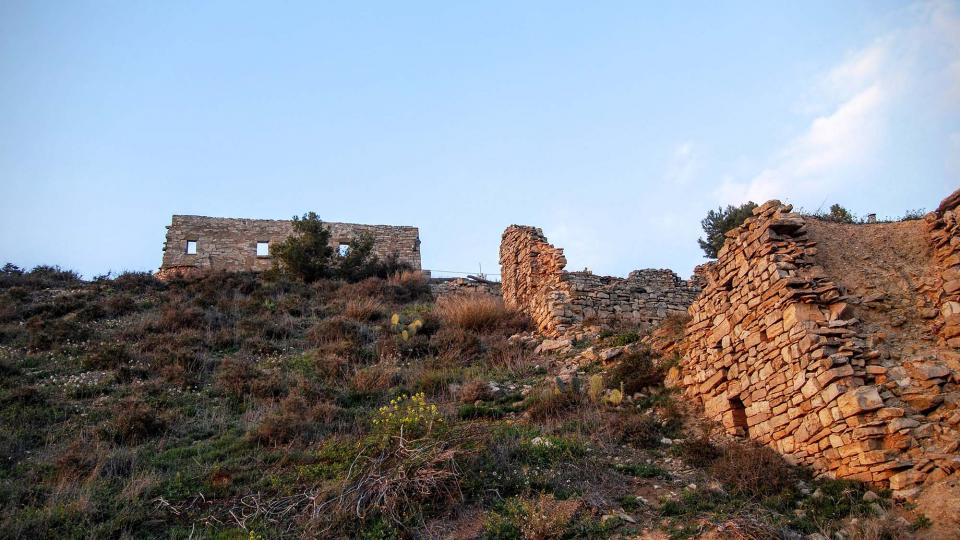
185, 240, 197, 255
338, 243, 350, 256
256, 241, 270, 257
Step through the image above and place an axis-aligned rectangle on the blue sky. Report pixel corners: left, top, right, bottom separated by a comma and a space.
1, 1, 958, 279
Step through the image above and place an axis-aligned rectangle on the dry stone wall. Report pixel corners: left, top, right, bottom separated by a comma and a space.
927, 189, 960, 348
158, 215, 420, 279
674, 197, 960, 496
429, 278, 502, 298
499, 225, 700, 335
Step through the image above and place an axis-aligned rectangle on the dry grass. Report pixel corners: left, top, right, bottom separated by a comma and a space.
459, 380, 492, 403
521, 494, 581, 539
435, 293, 525, 332
709, 442, 796, 499
344, 297, 384, 322
389, 270, 429, 289
525, 387, 584, 421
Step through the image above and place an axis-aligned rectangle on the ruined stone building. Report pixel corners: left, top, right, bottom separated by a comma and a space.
672, 191, 960, 496
499, 189, 960, 496
158, 215, 421, 279
499, 225, 700, 335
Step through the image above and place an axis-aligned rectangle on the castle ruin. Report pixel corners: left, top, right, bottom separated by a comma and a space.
499, 225, 701, 335
158, 215, 421, 279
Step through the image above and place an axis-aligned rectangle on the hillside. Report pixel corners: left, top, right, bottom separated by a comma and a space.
0, 266, 937, 539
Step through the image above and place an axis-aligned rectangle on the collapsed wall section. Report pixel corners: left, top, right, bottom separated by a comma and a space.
675, 199, 960, 495
499, 225, 699, 335
158, 215, 421, 279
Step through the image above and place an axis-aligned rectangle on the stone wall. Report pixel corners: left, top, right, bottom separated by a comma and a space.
927, 189, 960, 348
499, 225, 700, 335
673, 198, 960, 496
429, 278, 502, 298
158, 215, 421, 278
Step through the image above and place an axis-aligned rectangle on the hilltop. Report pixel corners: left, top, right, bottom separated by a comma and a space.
0, 264, 940, 539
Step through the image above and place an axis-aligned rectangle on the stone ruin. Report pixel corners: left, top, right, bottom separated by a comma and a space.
499, 225, 701, 336
157, 215, 421, 279
672, 191, 960, 496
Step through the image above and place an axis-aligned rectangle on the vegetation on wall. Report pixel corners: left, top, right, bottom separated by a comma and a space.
697, 201, 758, 259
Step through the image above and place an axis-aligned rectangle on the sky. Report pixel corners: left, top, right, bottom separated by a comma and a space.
1, 1, 958, 280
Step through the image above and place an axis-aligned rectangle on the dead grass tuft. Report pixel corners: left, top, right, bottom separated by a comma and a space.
435, 294, 527, 333
459, 380, 492, 403
344, 297, 384, 322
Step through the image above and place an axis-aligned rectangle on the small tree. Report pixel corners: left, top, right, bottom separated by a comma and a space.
826, 204, 855, 223
271, 212, 334, 282
698, 202, 758, 259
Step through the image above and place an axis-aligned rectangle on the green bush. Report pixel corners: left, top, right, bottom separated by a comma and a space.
698, 201, 757, 258
271, 212, 336, 282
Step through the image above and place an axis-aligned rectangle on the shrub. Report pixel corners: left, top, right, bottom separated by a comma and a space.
371, 393, 444, 442
459, 380, 492, 403
344, 297, 384, 322
698, 201, 758, 258
674, 435, 722, 467
435, 294, 527, 332
83, 342, 132, 370
610, 412, 665, 448
825, 203, 855, 223
105, 398, 167, 443
271, 212, 336, 282
525, 387, 583, 421
387, 270, 431, 301
605, 346, 665, 394
26, 316, 89, 350
709, 442, 796, 499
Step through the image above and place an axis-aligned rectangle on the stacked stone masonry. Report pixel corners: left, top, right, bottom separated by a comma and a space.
499, 225, 700, 336
429, 278, 502, 298
673, 192, 960, 496
158, 215, 421, 279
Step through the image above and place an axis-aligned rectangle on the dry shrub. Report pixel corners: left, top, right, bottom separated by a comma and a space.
340, 277, 385, 300
214, 358, 283, 399
386, 270, 431, 301
105, 398, 167, 444
83, 342, 132, 370
430, 326, 482, 360
435, 294, 527, 333
459, 380, 492, 403
526, 387, 583, 421
250, 394, 343, 445
344, 297, 384, 322
675, 435, 723, 467
846, 513, 912, 540
605, 346, 666, 394
55, 432, 105, 483
149, 304, 206, 333
320, 428, 473, 528
307, 316, 363, 346
389, 270, 428, 290
521, 494, 581, 540
352, 363, 400, 393
609, 411, 665, 448
710, 442, 796, 499
486, 341, 540, 377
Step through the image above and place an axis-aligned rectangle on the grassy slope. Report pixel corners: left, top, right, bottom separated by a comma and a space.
0, 268, 917, 539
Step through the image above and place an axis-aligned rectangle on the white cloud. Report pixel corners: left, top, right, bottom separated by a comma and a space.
717, 0, 960, 205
